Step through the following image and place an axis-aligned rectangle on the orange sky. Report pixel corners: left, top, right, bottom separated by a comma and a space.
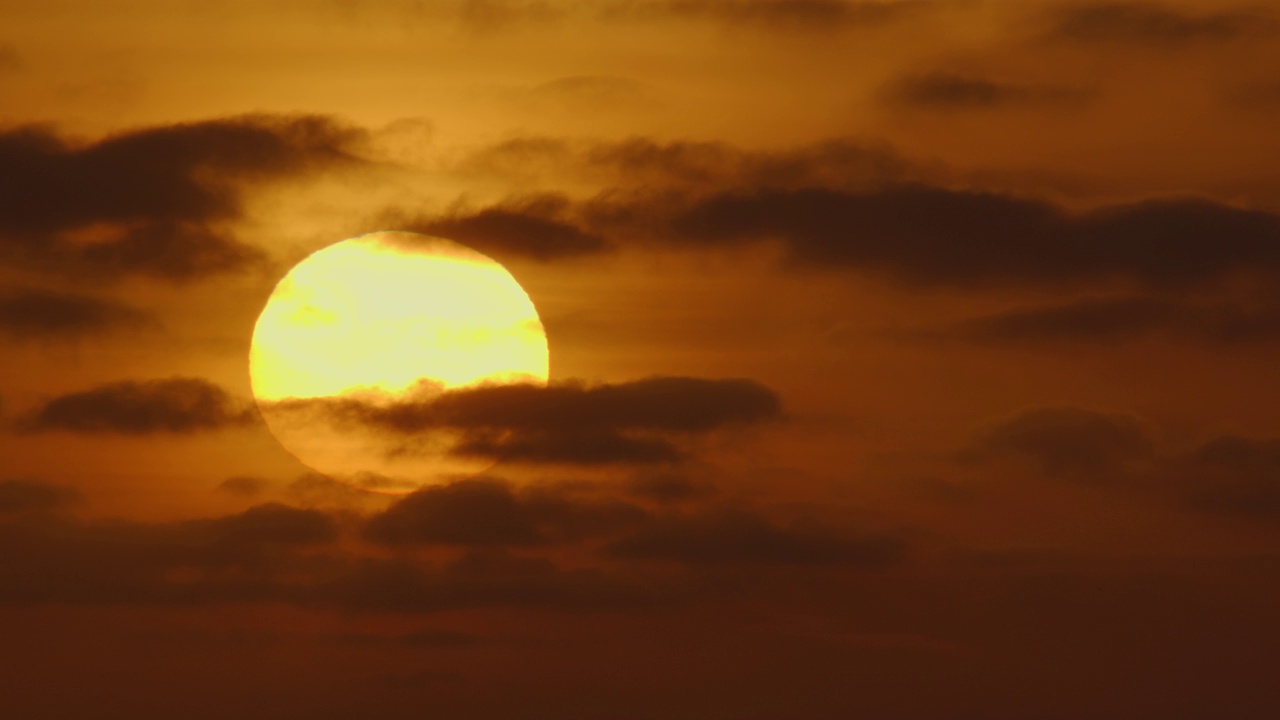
3, 1, 1280, 718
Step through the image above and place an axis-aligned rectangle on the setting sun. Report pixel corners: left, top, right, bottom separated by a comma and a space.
249, 231, 549, 486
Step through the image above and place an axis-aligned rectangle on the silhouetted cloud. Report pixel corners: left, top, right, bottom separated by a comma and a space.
0, 115, 363, 280
659, 188, 1280, 288
1047, 3, 1275, 46
886, 72, 1089, 110
0, 501, 340, 606
17, 377, 254, 435
274, 376, 781, 465
940, 296, 1280, 346
458, 135, 913, 193
528, 75, 654, 110
1173, 436, 1280, 519
0, 480, 78, 514
629, 0, 927, 29
961, 406, 1154, 480
623, 472, 717, 504
0, 287, 155, 341
217, 476, 270, 497
0, 44, 20, 72
363, 479, 648, 546
405, 196, 608, 260
323, 551, 656, 613
190, 503, 339, 546
607, 507, 905, 566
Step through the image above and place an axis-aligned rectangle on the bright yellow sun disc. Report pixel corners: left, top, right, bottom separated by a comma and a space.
249, 231, 549, 488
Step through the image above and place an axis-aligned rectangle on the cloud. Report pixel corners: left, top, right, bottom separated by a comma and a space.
1173, 436, 1280, 519
528, 75, 654, 110
623, 472, 717, 504
885, 72, 1090, 110
657, 188, 1280, 288
458, 135, 914, 193
0, 501, 339, 606
324, 551, 655, 613
0, 480, 79, 514
606, 507, 905, 566
629, 0, 927, 30
0, 44, 20, 72
17, 377, 255, 435
961, 406, 1154, 481
1047, 3, 1275, 46
188, 502, 339, 547
936, 296, 1280, 346
401, 195, 608, 260
217, 476, 270, 497
0, 286, 155, 341
363, 479, 648, 546
0, 115, 363, 281
440, 138, 1280, 290
273, 376, 782, 465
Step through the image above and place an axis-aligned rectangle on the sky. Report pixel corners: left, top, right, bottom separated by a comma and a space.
3, 1, 1280, 717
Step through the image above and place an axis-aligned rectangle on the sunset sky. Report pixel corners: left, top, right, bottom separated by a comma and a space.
4, 1, 1280, 717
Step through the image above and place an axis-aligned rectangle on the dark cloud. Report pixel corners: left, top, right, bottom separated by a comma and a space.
189, 503, 339, 546
403, 195, 608, 260
0, 480, 78, 514
443, 139, 1280, 289
632, 0, 926, 29
940, 296, 1280, 346
607, 507, 905, 566
217, 476, 270, 497
1047, 3, 1275, 46
0, 501, 337, 606
1174, 436, 1280, 519
458, 0, 566, 31
17, 377, 254, 435
623, 472, 717, 504
657, 188, 1280, 288
324, 551, 655, 613
886, 72, 1089, 110
0, 44, 20, 72
363, 479, 648, 546
0, 115, 363, 280
950, 297, 1176, 344
961, 406, 1154, 481
273, 376, 781, 465
459, 135, 913, 193
0, 286, 155, 341
529, 75, 653, 110
329, 628, 479, 649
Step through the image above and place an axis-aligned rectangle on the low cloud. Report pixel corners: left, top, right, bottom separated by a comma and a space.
403, 195, 608, 261
0, 115, 364, 281
1172, 437, 1280, 519
941, 296, 1280, 346
363, 479, 648, 546
886, 72, 1090, 110
1046, 3, 1276, 47
17, 377, 255, 435
528, 75, 655, 111
458, 135, 914, 193
0, 479, 79, 514
627, 0, 927, 30
272, 376, 782, 466
656, 188, 1280, 289
0, 287, 155, 341
606, 507, 905, 566
960, 406, 1155, 481
0, 44, 20, 72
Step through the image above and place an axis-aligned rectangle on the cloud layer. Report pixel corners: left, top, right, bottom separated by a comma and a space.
17, 377, 254, 435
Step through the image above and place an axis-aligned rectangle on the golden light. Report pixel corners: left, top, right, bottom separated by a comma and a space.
249, 231, 548, 489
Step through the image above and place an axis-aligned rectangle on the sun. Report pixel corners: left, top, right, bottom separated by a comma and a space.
249, 231, 549, 489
